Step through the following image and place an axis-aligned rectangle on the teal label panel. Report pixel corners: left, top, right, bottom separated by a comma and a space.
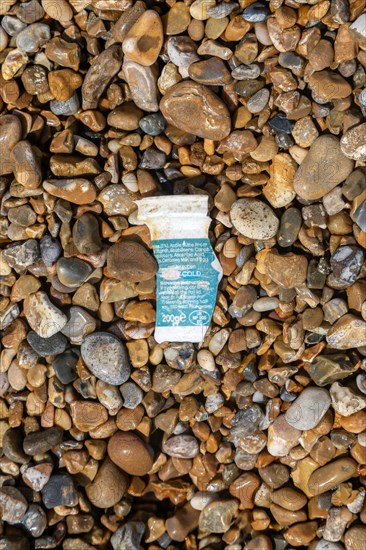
151, 238, 220, 328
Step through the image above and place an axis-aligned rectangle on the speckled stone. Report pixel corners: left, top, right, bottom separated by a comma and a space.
230, 198, 279, 240
27, 331, 67, 357
81, 331, 131, 385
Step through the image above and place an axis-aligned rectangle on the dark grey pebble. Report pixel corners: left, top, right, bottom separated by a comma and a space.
52, 349, 78, 384
139, 113, 166, 136
41, 474, 78, 509
27, 331, 67, 357
23, 427, 63, 456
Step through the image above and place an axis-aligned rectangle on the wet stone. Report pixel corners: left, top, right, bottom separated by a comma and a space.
86, 458, 128, 509
81, 332, 131, 385
140, 148, 166, 169
122, 10, 163, 66
27, 331, 67, 357
2, 428, 28, 464
72, 213, 102, 255
307, 354, 356, 386
188, 57, 232, 86
15, 23, 50, 52
82, 45, 122, 110
268, 112, 294, 134
327, 315, 366, 349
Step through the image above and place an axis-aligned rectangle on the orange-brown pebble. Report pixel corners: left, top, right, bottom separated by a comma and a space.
107, 431, 154, 476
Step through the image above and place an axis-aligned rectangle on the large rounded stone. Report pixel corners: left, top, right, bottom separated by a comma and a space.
81, 332, 131, 385
160, 80, 231, 140
293, 135, 354, 200
107, 241, 157, 282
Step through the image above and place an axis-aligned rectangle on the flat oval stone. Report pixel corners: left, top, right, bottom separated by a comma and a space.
160, 80, 231, 140
243, 2, 269, 22
294, 135, 354, 200
285, 387, 331, 430
56, 257, 93, 288
139, 112, 166, 136
81, 331, 131, 385
43, 179, 97, 205
27, 331, 67, 357
164, 2, 191, 35
108, 431, 154, 475
108, 102, 143, 130
0, 114, 22, 176
340, 123, 366, 161
230, 198, 279, 240
122, 10, 163, 66
23, 427, 63, 456
163, 435, 199, 458
308, 458, 357, 495
86, 458, 129, 508
107, 241, 157, 282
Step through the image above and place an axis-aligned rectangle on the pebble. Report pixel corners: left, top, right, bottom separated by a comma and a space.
122, 10, 163, 66
2, 428, 29, 464
232, 63, 261, 80
50, 94, 80, 116
111, 521, 145, 550
23, 427, 63, 455
163, 435, 199, 458
285, 387, 331, 430
199, 499, 239, 533
82, 45, 122, 110
23, 464, 53, 491
21, 504, 47, 537
72, 213, 102, 254
16, 23, 50, 53
340, 123, 366, 161
11, 140, 42, 189
309, 70, 352, 100
41, 474, 78, 508
188, 57, 232, 86
160, 81, 231, 140
166, 503, 200, 542
107, 241, 157, 282
27, 331, 67, 357
345, 526, 366, 550
230, 198, 279, 240
123, 58, 159, 112
16, 0, 45, 24
278, 207, 302, 247
43, 179, 97, 205
326, 315, 366, 349
243, 2, 269, 22
307, 354, 356, 386
81, 332, 131, 385
330, 382, 366, 417
308, 458, 358, 495
265, 250, 308, 289
267, 414, 302, 457
108, 431, 154, 475
40, 235, 62, 266
70, 400, 108, 432
264, 153, 297, 208
24, 291, 67, 338
0, 114, 22, 176
139, 112, 166, 136
86, 458, 128, 508
56, 257, 93, 288
0, 486, 28, 524
294, 135, 354, 200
